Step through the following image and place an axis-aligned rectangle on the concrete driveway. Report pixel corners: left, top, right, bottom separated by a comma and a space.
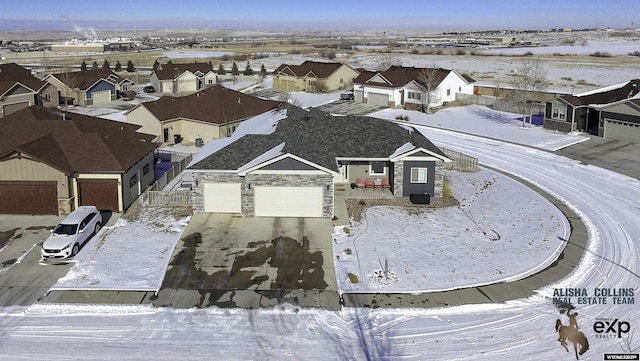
0, 215, 65, 305
158, 214, 340, 309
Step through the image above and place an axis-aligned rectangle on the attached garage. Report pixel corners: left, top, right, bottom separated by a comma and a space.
78, 179, 119, 211
367, 92, 389, 106
0, 181, 57, 215
254, 186, 323, 218
354, 90, 364, 103
2, 101, 30, 117
604, 119, 640, 143
204, 183, 242, 213
91, 90, 111, 105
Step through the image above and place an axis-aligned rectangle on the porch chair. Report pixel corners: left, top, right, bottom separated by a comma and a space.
381, 178, 391, 188
365, 178, 374, 188
355, 178, 365, 188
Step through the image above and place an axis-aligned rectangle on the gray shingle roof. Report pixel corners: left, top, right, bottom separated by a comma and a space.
190, 105, 446, 172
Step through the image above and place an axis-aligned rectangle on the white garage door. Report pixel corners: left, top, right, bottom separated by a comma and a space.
604, 119, 640, 143
204, 183, 242, 213
254, 186, 323, 218
368, 92, 388, 106
91, 90, 111, 104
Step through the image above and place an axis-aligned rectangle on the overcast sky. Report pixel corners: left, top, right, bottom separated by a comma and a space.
1, 0, 638, 31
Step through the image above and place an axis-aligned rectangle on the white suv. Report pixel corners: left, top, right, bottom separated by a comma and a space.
41, 206, 102, 260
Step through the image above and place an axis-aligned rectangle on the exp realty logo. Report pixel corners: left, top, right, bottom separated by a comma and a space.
593, 318, 631, 339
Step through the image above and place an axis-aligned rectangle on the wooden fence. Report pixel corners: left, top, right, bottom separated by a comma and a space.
143, 153, 194, 207
441, 147, 479, 172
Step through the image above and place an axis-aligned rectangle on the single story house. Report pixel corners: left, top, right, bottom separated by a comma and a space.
590, 97, 640, 143
273, 61, 360, 93
0, 63, 59, 117
125, 85, 282, 145
0, 106, 157, 215
352, 66, 475, 110
543, 79, 640, 137
186, 105, 451, 219
43, 69, 133, 106
150, 62, 217, 95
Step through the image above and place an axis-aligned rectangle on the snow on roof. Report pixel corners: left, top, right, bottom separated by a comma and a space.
237, 142, 285, 172
388, 142, 415, 158
187, 108, 287, 168
574, 80, 630, 97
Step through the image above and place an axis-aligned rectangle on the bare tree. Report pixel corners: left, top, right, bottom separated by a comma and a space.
59, 60, 79, 107
418, 66, 441, 113
512, 57, 549, 126
276, 92, 302, 107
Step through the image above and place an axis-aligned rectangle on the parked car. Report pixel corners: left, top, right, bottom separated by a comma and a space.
41, 206, 102, 260
143, 85, 155, 93
340, 91, 354, 100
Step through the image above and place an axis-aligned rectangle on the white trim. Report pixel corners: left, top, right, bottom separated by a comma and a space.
368, 162, 387, 176
410, 167, 428, 183
238, 153, 338, 176
389, 147, 451, 162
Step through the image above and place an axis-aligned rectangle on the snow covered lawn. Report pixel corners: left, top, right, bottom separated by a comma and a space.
333, 168, 569, 293
50, 206, 190, 292
371, 105, 588, 151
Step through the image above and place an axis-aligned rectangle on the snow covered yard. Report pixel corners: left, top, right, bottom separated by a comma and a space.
333, 168, 569, 293
372, 105, 588, 151
50, 205, 190, 292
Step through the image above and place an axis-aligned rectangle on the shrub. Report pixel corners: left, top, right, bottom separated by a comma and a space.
524, 51, 534, 56
342, 226, 350, 234
629, 51, 640, 57
358, 200, 366, 206
344, 248, 352, 255
348, 273, 360, 284
455, 49, 466, 56
590, 51, 612, 58
561, 76, 573, 81
410, 48, 420, 55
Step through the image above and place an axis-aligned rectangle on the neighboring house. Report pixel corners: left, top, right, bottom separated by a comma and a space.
43, 69, 133, 106
186, 105, 451, 219
0, 106, 157, 215
150, 62, 217, 95
543, 79, 640, 138
352, 66, 475, 110
0, 63, 59, 117
589, 97, 640, 143
125, 85, 282, 145
273, 61, 360, 92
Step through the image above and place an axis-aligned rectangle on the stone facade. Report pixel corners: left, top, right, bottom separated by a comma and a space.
393, 159, 445, 200
191, 171, 333, 218
191, 172, 245, 214
544, 118, 574, 133
393, 160, 404, 197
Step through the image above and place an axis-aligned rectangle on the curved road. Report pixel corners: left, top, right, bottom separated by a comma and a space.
380, 126, 640, 359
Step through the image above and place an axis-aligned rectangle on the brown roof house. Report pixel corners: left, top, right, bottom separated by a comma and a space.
0, 63, 59, 117
273, 60, 359, 93
124, 85, 282, 146
150, 62, 217, 95
0, 106, 157, 215
543, 79, 640, 139
352, 66, 475, 111
43, 69, 133, 106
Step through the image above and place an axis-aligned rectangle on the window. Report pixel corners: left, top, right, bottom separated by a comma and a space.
43, 93, 51, 101
458, 86, 462, 92
340, 78, 344, 83
143, 163, 150, 175
129, 174, 138, 188
407, 91, 421, 100
410, 168, 428, 183
369, 162, 386, 176
208, 79, 214, 84
552, 106, 566, 120
446, 89, 451, 96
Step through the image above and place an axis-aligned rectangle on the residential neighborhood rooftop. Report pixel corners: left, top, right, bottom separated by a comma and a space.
560, 79, 640, 106
353, 65, 475, 88
0, 106, 157, 173
0, 62, 46, 94
189, 105, 446, 172
127, 85, 283, 125
154, 62, 214, 80
273, 60, 349, 78
47, 68, 129, 89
